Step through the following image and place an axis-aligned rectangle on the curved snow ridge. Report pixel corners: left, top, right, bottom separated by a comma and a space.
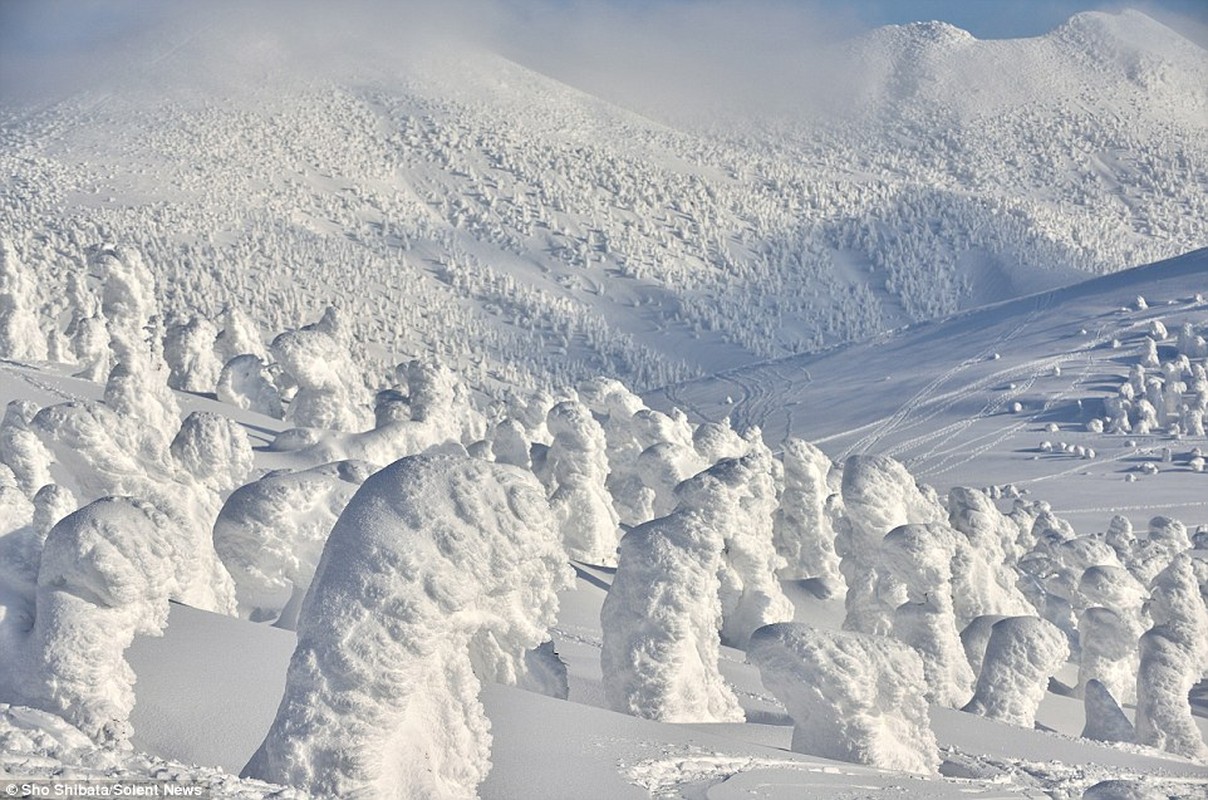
622, 748, 854, 799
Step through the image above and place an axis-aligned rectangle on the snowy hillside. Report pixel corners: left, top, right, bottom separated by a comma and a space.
4, 4, 1208, 800
2, 7, 1206, 394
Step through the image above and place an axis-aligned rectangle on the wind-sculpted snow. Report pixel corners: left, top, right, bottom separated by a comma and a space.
243, 453, 571, 799
747, 623, 939, 775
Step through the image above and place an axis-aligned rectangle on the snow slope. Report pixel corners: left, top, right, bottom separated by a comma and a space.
652, 247, 1208, 532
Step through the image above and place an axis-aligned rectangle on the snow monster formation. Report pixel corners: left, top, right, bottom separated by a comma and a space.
244, 453, 571, 799
747, 622, 939, 775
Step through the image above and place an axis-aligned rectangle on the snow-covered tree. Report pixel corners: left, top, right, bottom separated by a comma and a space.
880, 523, 975, 707
270, 307, 371, 432
0, 239, 47, 362
773, 438, 842, 593
545, 400, 621, 565
215, 304, 267, 363
213, 460, 373, 626
747, 623, 939, 775
709, 440, 794, 648
600, 469, 743, 723
837, 454, 946, 636
1134, 553, 1208, 759
244, 454, 570, 799
1075, 564, 1147, 704
946, 487, 1034, 628
216, 354, 284, 418
0, 400, 54, 498
163, 315, 223, 393
2, 498, 175, 744
962, 616, 1069, 728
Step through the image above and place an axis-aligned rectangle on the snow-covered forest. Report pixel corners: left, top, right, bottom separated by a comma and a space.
1, 3, 1207, 799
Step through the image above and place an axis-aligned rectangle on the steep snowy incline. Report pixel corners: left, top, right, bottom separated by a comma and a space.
1, 9, 1205, 394
651, 247, 1208, 532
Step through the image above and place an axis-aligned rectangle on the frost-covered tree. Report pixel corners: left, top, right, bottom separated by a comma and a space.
0, 400, 54, 498
710, 440, 794, 647
773, 438, 842, 593
213, 460, 373, 626
244, 454, 570, 799
270, 307, 371, 432
215, 304, 267, 363
163, 315, 223, 393
1075, 564, 1148, 704
577, 378, 660, 525
487, 417, 531, 469
1134, 554, 1208, 759
216, 354, 284, 418
747, 623, 939, 775
1127, 516, 1193, 586
634, 439, 706, 519
169, 411, 254, 494
600, 469, 743, 723
545, 400, 620, 565
962, 616, 1069, 728
837, 454, 946, 636
946, 487, 1034, 628
0, 239, 47, 362
692, 419, 748, 465
1, 498, 175, 744
880, 523, 975, 707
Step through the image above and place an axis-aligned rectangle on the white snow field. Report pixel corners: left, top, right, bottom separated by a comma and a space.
3, 3, 1208, 799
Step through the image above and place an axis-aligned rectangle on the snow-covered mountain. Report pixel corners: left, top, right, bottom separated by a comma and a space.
2, 8, 1205, 393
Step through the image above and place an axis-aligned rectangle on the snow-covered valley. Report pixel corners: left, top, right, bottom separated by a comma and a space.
2, 3, 1208, 799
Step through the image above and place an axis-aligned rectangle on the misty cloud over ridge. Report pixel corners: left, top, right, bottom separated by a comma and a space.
1, 0, 1204, 126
